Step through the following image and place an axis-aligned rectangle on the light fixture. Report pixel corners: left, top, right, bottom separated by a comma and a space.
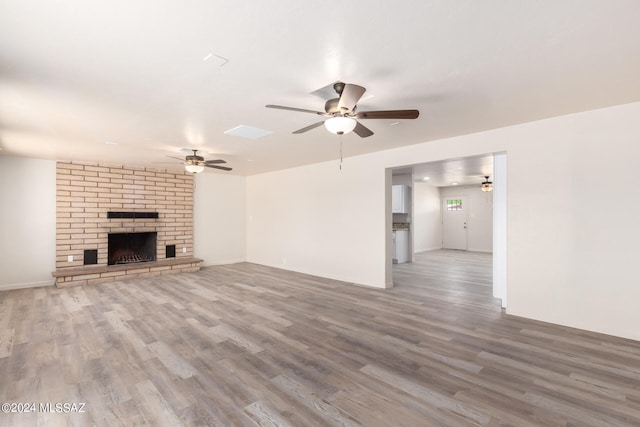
481, 176, 493, 192
185, 163, 204, 173
184, 150, 205, 173
324, 116, 357, 135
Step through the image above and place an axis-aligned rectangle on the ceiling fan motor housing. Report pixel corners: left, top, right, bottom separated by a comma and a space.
325, 98, 355, 115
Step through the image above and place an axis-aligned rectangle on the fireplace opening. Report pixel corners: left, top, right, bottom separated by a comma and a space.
108, 232, 157, 265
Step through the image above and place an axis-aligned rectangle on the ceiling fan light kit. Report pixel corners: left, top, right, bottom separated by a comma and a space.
184, 151, 205, 173
481, 176, 493, 192
324, 116, 357, 135
185, 163, 205, 173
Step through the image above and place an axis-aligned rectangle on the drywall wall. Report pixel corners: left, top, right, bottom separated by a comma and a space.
247, 157, 388, 287
506, 102, 640, 341
193, 172, 247, 266
247, 101, 640, 341
0, 157, 56, 290
392, 174, 412, 186
440, 185, 493, 252
413, 182, 442, 252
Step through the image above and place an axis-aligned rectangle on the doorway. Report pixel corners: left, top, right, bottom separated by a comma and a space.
387, 152, 506, 308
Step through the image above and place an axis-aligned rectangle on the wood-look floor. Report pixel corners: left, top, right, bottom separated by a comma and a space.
1, 250, 640, 426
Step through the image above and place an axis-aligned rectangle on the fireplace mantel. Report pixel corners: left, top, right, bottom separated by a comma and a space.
107, 211, 159, 219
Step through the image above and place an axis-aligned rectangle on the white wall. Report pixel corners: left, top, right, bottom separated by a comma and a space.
247, 158, 388, 287
0, 157, 56, 290
440, 185, 493, 253
246, 101, 640, 341
391, 174, 412, 186
506, 103, 640, 341
413, 182, 442, 252
193, 172, 247, 266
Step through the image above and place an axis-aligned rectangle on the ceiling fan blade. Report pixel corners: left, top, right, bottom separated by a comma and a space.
205, 164, 232, 171
166, 155, 186, 161
337, 84, 366, 112
266, 104, 327, 116
293, 121, 325, 134
353, 121, 374, 138
355, 109, 420, 120
204, 159, 226, 165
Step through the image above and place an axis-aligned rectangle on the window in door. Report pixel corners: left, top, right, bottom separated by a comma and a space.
447, 199, 463, 211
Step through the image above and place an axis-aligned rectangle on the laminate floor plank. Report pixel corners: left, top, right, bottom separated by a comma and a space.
2, 250, 640, 426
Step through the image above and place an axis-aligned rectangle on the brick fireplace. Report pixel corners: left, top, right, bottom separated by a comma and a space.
52, 161, 201, 287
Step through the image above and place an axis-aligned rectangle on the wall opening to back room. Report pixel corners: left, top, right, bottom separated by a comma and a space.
387, 153, 505, 307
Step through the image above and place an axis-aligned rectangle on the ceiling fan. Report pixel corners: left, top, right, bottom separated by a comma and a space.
167, 149, 232, 173
266, 82, 419, 138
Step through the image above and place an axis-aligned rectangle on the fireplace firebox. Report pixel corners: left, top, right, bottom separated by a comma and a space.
108, 232, 157, 265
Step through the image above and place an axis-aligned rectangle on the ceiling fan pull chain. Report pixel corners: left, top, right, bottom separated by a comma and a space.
339, 134, 343, 170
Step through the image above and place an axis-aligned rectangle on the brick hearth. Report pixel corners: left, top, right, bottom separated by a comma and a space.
53, 161, 201, 287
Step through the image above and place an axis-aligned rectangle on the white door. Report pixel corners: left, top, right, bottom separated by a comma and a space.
442, 196, 467, 250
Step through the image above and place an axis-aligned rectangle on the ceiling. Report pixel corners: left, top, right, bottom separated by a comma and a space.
1, 1, 639, 176
394, 154, 494, 188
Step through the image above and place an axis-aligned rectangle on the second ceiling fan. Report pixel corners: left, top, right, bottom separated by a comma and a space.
266, 82, 419, 138
167, 149, 232, 173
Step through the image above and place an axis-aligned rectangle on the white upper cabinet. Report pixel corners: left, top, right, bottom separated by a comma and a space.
392, 185, 411, 213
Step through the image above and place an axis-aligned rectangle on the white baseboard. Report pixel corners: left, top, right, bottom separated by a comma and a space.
245, 260, 388, 290
414, 247, 442, 253
200, 258, 247, 267
0, 280, 55, 292
414, 248, 493, 254
467, 248, 493, 254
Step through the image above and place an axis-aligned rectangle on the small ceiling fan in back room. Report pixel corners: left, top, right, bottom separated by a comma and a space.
167, 149, 232, 173
266, 82, 419, 137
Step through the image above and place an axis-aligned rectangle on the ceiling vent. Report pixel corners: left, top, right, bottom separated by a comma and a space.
224, 125, 272, 140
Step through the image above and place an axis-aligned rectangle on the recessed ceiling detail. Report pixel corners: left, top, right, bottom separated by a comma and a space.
224, 125, 272, 140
